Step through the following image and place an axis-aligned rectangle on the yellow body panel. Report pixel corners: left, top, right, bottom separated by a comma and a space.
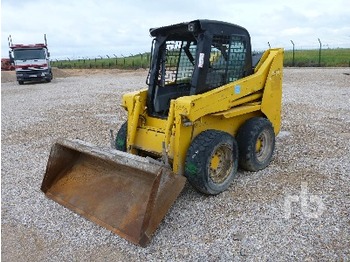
122, 48, 284, 176
133, 128, 165, 154
193, 111, 263, 139
213, 103, 261, 118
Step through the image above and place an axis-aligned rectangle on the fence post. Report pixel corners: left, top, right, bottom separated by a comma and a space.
318, 38, 322, 67
121, 55, 125, 66
290, 40, 295, 67
113, 54, 118, 67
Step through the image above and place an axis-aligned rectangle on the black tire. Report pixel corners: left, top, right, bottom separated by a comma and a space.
185, 130, 238, 195
46, 71, 53, 82
18, 81, 24, 85
236, 117, 275, 171
115, 121, 127, 151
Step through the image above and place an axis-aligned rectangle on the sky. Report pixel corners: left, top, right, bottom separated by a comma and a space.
1, 0, 350, 59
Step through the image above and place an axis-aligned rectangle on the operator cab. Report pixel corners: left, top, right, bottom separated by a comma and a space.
147, 19, 252, 117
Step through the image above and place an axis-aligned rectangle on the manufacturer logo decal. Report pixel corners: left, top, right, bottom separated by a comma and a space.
234, 85, 241, 94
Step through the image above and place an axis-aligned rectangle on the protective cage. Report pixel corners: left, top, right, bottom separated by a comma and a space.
147, 19, 253, 117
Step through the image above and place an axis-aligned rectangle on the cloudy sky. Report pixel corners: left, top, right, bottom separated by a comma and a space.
1, 0, 349, 59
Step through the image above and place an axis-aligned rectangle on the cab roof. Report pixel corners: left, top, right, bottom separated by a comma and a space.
149, 19, 250, 39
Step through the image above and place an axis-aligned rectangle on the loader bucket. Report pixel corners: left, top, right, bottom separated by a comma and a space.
41, 139, 186, 247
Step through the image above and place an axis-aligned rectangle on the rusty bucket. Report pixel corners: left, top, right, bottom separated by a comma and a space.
41, 139, 186, 247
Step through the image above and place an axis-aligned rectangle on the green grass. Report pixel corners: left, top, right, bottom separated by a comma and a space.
51, 53, 151, 69
51, 48, 350, 69
284, 48, 350, 67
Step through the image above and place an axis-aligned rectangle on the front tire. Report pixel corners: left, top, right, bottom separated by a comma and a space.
46, 70, 53, 82
185, 130, 238, 195
115, 121, 127, 151
236, 117, 275, 171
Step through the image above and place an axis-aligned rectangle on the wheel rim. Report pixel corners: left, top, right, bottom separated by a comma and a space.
255, 129, 273, 162
209, 144, 233, 184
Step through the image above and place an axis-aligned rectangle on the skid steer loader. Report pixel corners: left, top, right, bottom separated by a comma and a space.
41, 20, 284, 247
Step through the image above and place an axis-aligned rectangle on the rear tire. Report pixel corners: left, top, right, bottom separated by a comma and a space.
185, 130, 238, 195
115, 121, 127, 151
236, 117, 275, 171
18, 81, 24, 85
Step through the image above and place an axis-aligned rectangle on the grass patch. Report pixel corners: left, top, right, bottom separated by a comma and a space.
284, 48, 350, 67
51, 53, 151, 69
51, 48, 350, 69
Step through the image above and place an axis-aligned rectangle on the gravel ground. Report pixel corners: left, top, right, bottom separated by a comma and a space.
1, 68, 350, 261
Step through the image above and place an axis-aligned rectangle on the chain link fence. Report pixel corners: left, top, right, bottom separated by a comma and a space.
51, 53, 151, 70
51, 47, 350, 69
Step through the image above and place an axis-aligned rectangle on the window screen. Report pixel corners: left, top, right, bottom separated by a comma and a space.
227, 36, 247, 82
206, 35, 247, 89
158, 40, 196, 86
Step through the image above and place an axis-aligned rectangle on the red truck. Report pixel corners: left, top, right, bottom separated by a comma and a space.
8, 34, 53, 85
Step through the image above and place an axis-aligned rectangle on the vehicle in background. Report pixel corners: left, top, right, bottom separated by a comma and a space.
8, 34, 53, 85
1, 58, 15, 71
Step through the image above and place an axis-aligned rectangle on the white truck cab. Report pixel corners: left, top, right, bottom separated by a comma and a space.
9, 35, 53, 85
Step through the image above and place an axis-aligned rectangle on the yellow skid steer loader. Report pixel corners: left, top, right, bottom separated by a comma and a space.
41, 20, 284, 247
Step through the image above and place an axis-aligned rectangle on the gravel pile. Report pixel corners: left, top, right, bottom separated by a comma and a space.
2, 68, 349, 261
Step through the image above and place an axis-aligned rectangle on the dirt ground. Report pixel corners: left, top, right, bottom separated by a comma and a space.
1, 67, 142, 83
1, 67, 350, 261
